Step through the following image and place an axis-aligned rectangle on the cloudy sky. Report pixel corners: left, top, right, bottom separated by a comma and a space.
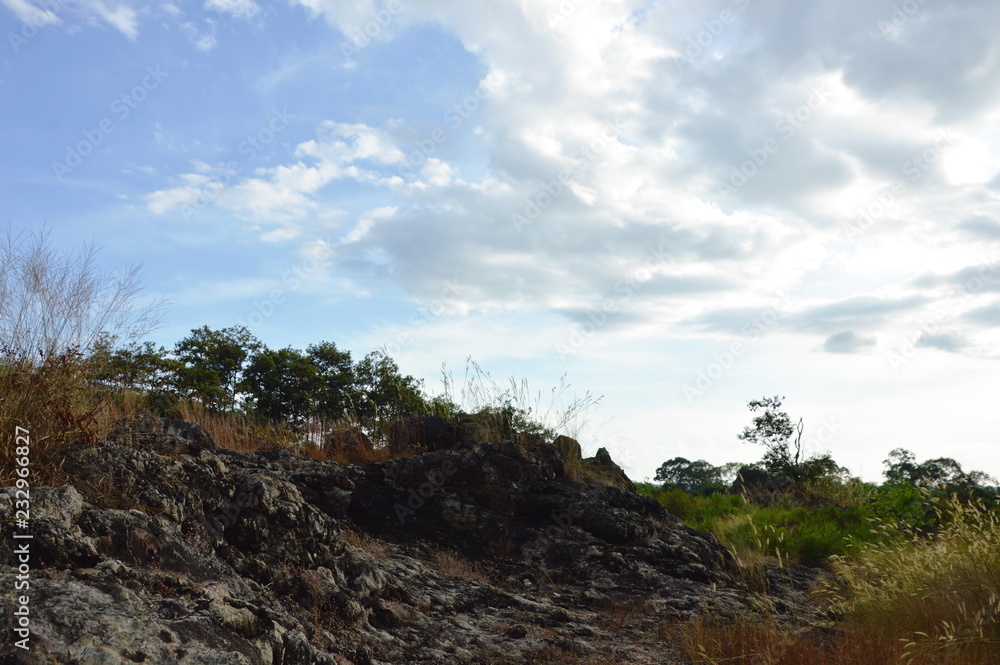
3, 0, 1000, 482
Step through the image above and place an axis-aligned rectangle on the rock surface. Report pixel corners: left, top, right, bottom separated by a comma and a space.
0, 417, 814, 664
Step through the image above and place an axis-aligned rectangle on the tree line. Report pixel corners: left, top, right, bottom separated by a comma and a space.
655, 395, 998, 502
87, 325, 445, 436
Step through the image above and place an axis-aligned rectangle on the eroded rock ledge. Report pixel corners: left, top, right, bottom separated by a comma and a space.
0, 417, 814, 664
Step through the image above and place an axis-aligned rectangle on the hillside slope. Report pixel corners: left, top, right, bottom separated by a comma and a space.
0, 416, 815, 664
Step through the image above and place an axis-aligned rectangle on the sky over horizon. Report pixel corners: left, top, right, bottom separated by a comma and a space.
3, 0, 1000, 482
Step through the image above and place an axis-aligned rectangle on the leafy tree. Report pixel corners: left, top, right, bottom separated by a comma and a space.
241, 347, 322, 428
737, 395, 804, 476
86, 335, 176, 393
798, 453, 846, 483
351, 350, 427, 428
307, 341, 356, 420
883, 448, 919, 484
173, 325, 260, 411
655, 457, 728, 493
883, 448, 997, 494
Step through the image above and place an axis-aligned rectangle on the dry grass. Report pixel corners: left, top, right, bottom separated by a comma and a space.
0, 351, 104, 486
341, 528, 393, 558
824, 495, 1000, 662
437, 356, 605, 446
673, 496, 1000, 665
173, 400, 297, 452
674, 616, 898, 665
422, 546, 491, 583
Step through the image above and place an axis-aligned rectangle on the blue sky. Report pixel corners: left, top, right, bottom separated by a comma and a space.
4, 0, 1000, 482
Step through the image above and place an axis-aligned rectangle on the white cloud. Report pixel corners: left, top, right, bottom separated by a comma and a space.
204, 0, 260, 20
79, 0, 139, 40
147, 0, 1000, 365
1, 0, 61, 26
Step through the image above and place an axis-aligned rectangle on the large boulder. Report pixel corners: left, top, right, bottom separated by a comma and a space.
105, 410, 216, 456
581, 447, 636, 492
552, 435, 582, 464
729, 466, 795, 506
453, 409, 515, 444
386, 416, 467, 456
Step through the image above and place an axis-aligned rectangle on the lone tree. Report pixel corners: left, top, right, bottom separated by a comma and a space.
737, 395, 804, 476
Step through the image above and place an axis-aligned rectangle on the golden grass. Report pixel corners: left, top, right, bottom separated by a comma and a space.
673, 496, 1000, 665
422, 546, 490, 583
0, 352, 104, 486
824, 495, 1000, 662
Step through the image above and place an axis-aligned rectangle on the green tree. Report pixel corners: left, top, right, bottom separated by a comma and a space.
86, 334, 176, 393
737, 395, 803, 476
241, 347, 322, 428
351, 349, 427, 428
883, 448, 997, 496
307, 341, 356, 420
173, 325, 260, 411
654, 457, 727, 493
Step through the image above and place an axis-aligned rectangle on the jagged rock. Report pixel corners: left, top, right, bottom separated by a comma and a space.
581, 447, 636, 492
0, 420, 815, 664
552, 435, 582, 464
453, 409, 515, 444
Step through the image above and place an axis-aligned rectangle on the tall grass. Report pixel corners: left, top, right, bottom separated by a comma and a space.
637, 484, 872, 568
826, 495, 1000, 662
0, 350, 106, 486
437, 356, 604, 446
670, 494, 1000, 665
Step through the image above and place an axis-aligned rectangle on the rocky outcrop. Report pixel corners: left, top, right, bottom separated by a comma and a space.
0, 417, 810, 664
581, 447, 636, 492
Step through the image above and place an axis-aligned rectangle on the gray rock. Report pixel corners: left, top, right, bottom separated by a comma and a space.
0, 419, 818, 665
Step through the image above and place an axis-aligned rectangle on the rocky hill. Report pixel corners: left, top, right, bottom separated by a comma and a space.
1, 415, 815, 664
